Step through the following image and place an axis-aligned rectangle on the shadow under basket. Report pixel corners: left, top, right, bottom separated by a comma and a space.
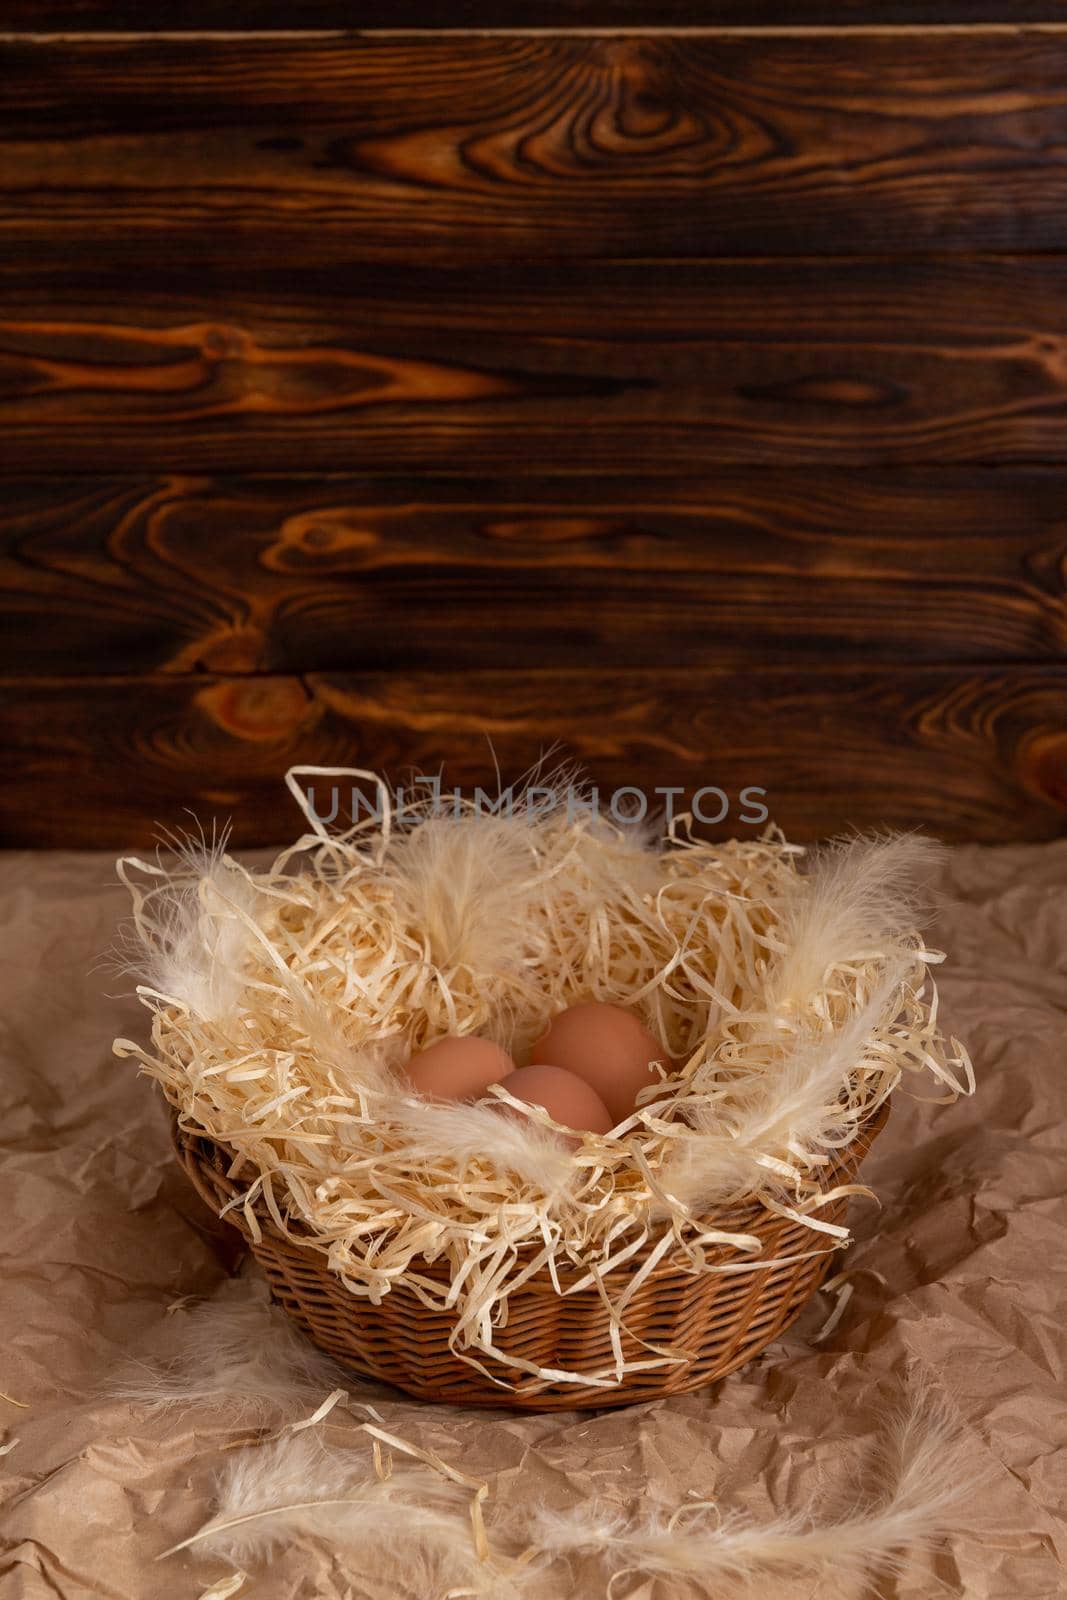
173, 1104, 888, 1411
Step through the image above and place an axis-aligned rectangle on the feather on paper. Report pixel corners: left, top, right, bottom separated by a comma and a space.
527, 1386, 980, 1598
110, 1275, 347, 1418
172, 1432, 530, 1599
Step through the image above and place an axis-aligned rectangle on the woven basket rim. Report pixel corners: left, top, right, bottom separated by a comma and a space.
171, 1097, 890, 1288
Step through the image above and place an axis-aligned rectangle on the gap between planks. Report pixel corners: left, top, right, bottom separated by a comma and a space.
6, 663, 1066, 686
8, 24, 1067, 41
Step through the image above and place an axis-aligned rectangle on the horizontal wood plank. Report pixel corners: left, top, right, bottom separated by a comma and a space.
2, 472, 1067, 676
6, 258, 1067, 470
7, 35, 1067, 261
9, 5, 1067, 28
3, 668, 1064, 847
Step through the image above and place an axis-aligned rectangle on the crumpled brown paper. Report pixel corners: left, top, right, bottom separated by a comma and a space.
0, 846, 1064, 1598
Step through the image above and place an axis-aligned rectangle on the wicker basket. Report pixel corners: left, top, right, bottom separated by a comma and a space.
173, 1104, 887, 1411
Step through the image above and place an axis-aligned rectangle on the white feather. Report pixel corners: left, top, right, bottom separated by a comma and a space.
772, 833, 942, 1007
658, 963, 906, 1213
388, 1094, 579, 1201
657, 836, 944, 1214
388, 811, 545, 981
173, 1432, 530, 1598
117, 832, 264, 1022
109, 1275, 347, 1417
527, 1386, 980, 1597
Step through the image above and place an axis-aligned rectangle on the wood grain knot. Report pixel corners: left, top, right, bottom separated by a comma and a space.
268, 510, 383, 569
1017, 730, 1067, 811
192, 626, 267, 674
357, 39, 743, 195
591, 41, 711, 160
195, 678, 312, 742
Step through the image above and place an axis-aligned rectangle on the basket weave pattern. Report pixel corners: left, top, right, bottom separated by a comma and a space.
174, 1106, 887, 1410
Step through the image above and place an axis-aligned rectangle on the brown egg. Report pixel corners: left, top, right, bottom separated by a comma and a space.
401, 1036, 515, 1102
530, 1003, 667, 1126
497, 1063, 614, 1146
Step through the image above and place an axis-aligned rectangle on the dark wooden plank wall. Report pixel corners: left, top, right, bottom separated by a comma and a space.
1, 18, 1066, 846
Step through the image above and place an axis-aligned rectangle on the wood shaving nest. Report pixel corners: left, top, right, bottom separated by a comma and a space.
113, 767, 972, 1385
